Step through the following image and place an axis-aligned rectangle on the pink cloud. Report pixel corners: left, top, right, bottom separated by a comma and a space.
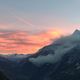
0, 30, 61, 54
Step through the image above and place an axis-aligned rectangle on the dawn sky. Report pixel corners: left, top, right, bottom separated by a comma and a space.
0, 0, 80, 34
0, 0, 80, 54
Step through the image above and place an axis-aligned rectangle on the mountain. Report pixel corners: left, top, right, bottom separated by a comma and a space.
3, 54, 31, 62
0, 29, 80, 80
72, 29, 80, 35
0, 56, 16, 80
19, 29, 80, 80
28, 29, 80, 66
0, 70, 10, 80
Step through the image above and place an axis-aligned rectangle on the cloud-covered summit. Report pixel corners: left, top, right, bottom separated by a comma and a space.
29, 29, 80, 66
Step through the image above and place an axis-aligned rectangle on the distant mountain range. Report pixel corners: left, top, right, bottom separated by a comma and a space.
0, 29, 80, 80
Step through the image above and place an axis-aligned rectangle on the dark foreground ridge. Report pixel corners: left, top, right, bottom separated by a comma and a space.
0, 29, 80, 80
0, 71, 9, 80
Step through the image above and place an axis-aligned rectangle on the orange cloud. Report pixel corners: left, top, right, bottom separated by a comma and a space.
0, 30, 61, 54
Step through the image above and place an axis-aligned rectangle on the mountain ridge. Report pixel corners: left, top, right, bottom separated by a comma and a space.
0, 29, 80, 80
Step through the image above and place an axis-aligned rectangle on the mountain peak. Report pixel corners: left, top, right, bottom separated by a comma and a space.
73, 29, 80, 35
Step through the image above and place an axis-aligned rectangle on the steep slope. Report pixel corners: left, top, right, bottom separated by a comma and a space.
0, 29, 80, 80
20, 29, 80, 80
29, 29, 80, 66
23, 29, 80, 80
44, 45, 80, 80
0, 71, 9, 80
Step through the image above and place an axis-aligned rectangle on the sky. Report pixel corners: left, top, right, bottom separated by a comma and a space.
0, 0, 80, 54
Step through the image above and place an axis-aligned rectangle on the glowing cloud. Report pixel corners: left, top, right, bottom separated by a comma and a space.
0, 30, 61, 54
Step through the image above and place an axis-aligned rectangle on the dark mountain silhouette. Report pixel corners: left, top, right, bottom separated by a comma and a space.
0, 29, 80, 80
0, 71, 9, 80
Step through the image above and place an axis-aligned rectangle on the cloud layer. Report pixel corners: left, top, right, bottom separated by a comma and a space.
0, 30, 61, 54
